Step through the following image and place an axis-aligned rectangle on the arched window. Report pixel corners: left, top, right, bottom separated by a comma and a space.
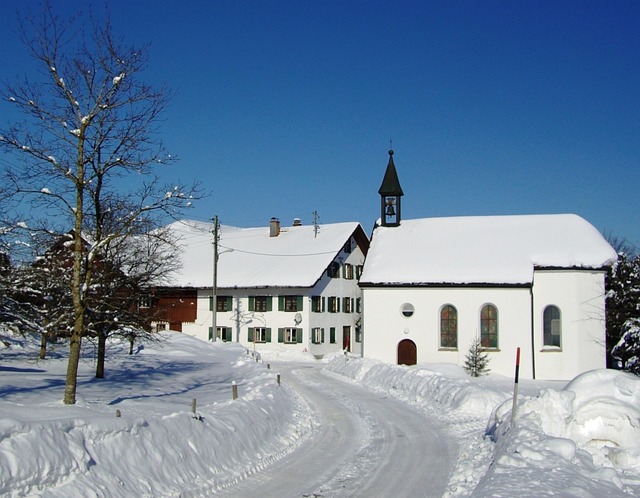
480, 304, 498, 349
440, 305, 457, 348
543, 305, 561, 347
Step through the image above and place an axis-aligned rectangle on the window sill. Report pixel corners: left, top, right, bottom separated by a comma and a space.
541, 346, 562, 352
438, 347, 458, 352
480, 348, 500, 352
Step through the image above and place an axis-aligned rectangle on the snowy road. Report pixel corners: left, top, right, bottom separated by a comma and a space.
217, 363, 456, 497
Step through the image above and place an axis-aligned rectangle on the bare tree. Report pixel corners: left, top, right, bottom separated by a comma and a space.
0, 4, 202, 403
86, 223, 181, 378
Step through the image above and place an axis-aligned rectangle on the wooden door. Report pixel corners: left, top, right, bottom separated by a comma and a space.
397, 339, 417, 366
343, 326, 351, 352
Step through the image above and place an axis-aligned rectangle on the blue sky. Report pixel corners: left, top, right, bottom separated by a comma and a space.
1, 1, 639, 248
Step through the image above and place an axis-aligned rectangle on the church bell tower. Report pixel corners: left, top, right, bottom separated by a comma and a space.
378, 149, 404, 227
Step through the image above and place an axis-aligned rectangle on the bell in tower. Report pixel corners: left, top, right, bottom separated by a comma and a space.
378, 149, 404, 227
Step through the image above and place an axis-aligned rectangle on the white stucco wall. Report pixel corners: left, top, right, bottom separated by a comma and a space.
181, 237, 365, 357
362, 286, 532, 377
532, 269, 607, 379
362, 270, 608, 380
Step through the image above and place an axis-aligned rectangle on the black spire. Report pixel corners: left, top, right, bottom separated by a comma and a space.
378, 149, 403, 227
378, 149, 404, 196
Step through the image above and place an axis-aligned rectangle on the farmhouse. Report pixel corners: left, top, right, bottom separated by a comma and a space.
148, 217, 368, 357
359, 150, 617, 380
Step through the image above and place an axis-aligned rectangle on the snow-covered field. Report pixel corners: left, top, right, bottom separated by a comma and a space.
1, 331, 639, 497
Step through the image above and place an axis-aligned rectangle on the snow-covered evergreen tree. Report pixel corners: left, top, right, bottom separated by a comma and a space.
612, 318, 640, 375
606, 251, 640, 372
464, 337, 491, 377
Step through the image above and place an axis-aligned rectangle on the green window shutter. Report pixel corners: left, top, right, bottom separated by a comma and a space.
266, 328, 272, 342
248, 296, 255, 311
296, 328, 303, 343
278, 328, 284, 343
337, 298, 340, 313
330, 327, 336, 344
278, 296, 284, 311
208, 327, 213, 340
321, 328, 325, 343
209, 296, 213, 311
296, 295, 303, 311
248, 327, 254, 342
225, 296, 232, 310
322, 296, 325, 312
266, 296, 273, 312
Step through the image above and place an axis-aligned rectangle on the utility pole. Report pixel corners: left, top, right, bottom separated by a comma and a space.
211, 215, 219, 342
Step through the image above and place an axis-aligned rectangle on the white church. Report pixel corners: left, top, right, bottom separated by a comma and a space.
359, 150, 617, 380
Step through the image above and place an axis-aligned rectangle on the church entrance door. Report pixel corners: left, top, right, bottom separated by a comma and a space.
397, 339, 417, 366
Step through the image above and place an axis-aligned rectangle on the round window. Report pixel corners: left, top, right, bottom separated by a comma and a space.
400, 303, 415, 317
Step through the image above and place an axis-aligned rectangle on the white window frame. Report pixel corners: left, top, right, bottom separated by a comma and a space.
312, 327, 323, 344
254, 327, 268, 343
285, 327, 298, 344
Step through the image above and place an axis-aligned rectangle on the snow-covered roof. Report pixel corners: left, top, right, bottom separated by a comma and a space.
360, 214, 617, 286
164, 219, 366, 289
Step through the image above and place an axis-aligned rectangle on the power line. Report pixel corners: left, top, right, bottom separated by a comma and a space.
218, 244, 336, 258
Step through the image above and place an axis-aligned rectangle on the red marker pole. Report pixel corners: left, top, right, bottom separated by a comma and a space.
510, 347, 521, 425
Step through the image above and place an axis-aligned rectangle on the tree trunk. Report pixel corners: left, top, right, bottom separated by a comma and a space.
39, 333, 47, 360
129, 334, 135, 355
64, 141, 86, 405
64, 257, 85, 404
64, 323, 82, 404
96, 330, 106, 378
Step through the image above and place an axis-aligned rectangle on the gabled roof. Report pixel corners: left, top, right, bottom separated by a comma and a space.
163, 219, 368, 289
360, 214, 617, 286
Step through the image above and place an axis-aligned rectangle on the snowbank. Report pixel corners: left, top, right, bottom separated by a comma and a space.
326, 355, 640, 497
483, 369, 640, 496
0, 332, 314, 497
2, 331, 639, 497
325, 353, 509, 416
